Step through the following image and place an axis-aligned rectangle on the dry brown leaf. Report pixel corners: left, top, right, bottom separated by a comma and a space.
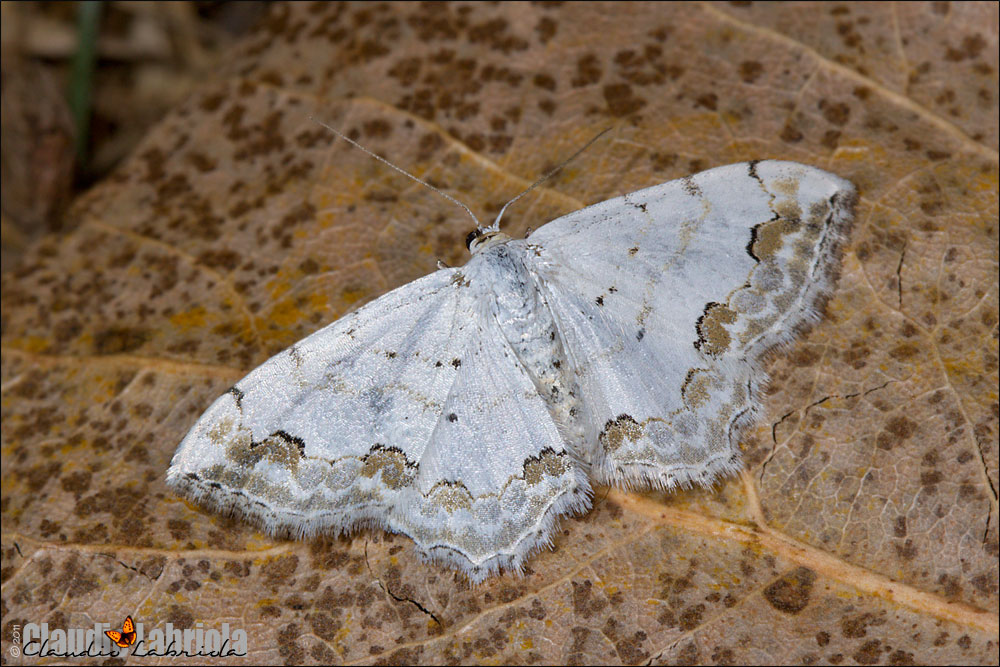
2, 3, 997, 664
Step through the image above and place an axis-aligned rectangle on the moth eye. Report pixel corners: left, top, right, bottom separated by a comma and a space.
466, 229, 484, 250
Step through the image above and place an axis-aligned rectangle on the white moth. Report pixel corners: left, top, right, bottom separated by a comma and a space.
167, 137, 856, 583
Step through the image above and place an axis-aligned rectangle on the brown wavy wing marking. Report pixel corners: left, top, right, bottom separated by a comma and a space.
680, 368, 714, 409
694, 302, 738, 356
747, 216, 800, 261
522, 447, 572, 484
224, 429, 305, 470
359, 444, 417, 490
421, 447, 575, 512
599, 414, 643, 453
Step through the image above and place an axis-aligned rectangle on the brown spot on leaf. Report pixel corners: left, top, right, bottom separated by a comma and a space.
971, 573, 999, 595
789, 347, 820, 367
944, 34, 986, 61
93, 326, 151, 354
763, 567, 816, 613
853, 639, 884, 665
570, 579, 607, 618
167, 519, 192, 541
678, 603, 705, 631
533, 73, 556, 91
571, 53, 602, 87
535, 16, 557, 43
261, 554, 299, 587
185, 152, 217, 173
876, 415, 917, 450
889, 342, 920, 360
277, 622, 305, 664
842, 611, 884, 638
894, 538, 918, 560
820, 100, 851, 126
527, 598, 546, 620
739, 60, 764, 83
695, 93, 718, 111
224, 560, 252, 579
467, 17, 528, 54
60, 471, 92, 496
197, 249, 241, 272
780, 121, 804, 143
363, 118, 392, 138
388, 56, 421, 86
603, 83, 645, 117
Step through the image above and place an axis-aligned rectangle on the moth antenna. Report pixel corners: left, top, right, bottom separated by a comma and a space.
311, 117, 483, 230
489, 126, 613, 232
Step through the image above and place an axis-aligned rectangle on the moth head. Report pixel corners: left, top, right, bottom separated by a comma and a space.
466, 229, 511, 254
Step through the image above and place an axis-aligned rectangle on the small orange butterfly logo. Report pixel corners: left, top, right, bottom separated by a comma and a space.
105, 616, 137, 648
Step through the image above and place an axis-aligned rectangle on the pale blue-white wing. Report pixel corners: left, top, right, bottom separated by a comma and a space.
524, 161, 856, 488
167, 268, 475, 536
167, 261, 590, 581
393, 298, 590, 582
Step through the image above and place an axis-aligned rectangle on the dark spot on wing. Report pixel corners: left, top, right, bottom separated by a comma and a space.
272, 430, 306, 456
682, 176, 701, 197
228, 386, 245, 410
680, 369, 696, 399
746, 223, 762, 261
